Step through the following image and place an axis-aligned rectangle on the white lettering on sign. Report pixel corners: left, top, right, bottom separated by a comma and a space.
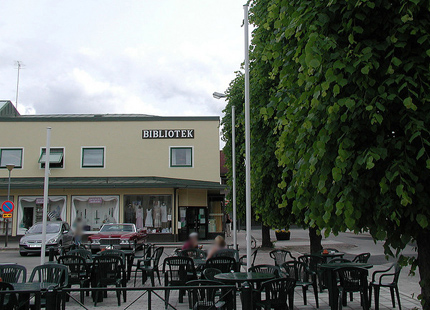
142, 129, 195, 139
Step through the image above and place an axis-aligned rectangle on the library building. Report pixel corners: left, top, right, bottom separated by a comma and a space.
0, 100, 225, 242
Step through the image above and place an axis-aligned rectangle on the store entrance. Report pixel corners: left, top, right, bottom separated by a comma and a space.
179, 207, 208, 241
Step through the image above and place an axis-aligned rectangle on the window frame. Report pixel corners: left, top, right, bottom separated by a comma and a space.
81, 147, 105, 168
39, 147, 65, 169
169, 146, 193, 168
0, 148, 23, 169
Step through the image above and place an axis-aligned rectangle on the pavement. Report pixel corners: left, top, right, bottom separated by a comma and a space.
0, 228, 422, 309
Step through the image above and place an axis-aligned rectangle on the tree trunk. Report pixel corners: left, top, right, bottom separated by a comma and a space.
417, 231, 430, 309
261, 224, 273, 248
309, 227, 322, 254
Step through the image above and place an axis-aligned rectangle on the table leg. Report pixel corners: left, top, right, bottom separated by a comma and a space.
327, 270, 339, 310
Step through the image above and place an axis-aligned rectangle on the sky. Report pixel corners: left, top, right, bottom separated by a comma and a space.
0, 1, 245, 117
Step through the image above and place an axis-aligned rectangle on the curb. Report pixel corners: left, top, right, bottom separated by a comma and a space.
0, 247, 19, 251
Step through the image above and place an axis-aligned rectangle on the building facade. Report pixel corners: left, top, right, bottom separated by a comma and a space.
0, 103, 224, 242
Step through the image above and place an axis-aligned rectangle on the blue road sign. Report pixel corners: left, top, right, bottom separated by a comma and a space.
1, 201, 14, 214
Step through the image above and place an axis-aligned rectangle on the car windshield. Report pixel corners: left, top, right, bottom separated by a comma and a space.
28, 223, 61, 234
100, 224, 135, 233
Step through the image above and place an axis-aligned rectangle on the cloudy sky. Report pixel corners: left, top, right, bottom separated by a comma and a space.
0, 1, 245, 117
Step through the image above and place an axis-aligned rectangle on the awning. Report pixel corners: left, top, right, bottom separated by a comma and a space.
0, 176, 225, 190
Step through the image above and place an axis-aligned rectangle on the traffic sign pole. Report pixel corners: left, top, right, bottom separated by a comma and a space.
6, 169, 11, 247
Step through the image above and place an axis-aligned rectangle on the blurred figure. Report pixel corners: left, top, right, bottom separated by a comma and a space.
207, 235, 226, 259
225, 213, 232, 237
182, 232, 199, 250
73, 217, 83, 245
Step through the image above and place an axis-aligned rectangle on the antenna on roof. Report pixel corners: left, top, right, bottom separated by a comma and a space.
15, 61, 25, 111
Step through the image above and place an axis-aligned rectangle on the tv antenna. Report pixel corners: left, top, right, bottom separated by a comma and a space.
15, 61, 24, 110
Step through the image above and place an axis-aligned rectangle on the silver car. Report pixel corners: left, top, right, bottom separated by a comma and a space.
19, 221, 74, 256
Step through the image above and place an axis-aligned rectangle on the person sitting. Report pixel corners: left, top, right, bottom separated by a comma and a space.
206, 235, 226, 260
182, 232, 199, 250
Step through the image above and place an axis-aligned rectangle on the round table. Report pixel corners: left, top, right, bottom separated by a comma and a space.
320, 263, 373, 310
11, 282, 58, 310
214, 272, 275, 284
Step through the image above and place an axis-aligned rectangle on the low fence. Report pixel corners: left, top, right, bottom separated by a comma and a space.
1, 283, 255, 310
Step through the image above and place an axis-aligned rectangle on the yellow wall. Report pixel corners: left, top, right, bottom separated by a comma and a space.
177, 189, 208, 207
0, 119, 220, 182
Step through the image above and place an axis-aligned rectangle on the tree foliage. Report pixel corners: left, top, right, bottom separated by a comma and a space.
247, 0, 430, 305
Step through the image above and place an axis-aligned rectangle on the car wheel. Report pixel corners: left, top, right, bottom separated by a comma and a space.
20, 252, 27, 257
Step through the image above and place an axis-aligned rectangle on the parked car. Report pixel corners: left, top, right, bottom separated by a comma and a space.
88, 223, 147, 253
19, 221, 74, 256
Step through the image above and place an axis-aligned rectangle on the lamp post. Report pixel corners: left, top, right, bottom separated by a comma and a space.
40, 127, 51, 265
243, 3, 252, 271
213, 92, 238, 250
5, 164, 15, 247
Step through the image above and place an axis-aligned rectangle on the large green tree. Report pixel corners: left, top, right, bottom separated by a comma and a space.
248, 0, 430, 305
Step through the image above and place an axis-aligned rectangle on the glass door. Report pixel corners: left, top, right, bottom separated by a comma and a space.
186, 207, 208, 240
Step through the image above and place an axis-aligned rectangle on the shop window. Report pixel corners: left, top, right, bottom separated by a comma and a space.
82, 148, 104, 168
39, 148, 64, 168
0, 148, 23, 168
17, 196, 67, 235
71, 196, 119, 233
170, 147, 192, 167
124, 195, 172, 234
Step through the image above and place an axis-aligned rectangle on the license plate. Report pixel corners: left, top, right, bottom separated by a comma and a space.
28, 244, 41, 248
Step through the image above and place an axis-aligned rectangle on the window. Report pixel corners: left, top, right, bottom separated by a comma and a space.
82, 148, 104, 168
0, 148, 23, 168
39, 148, 64, 168
170, 147, 193, 167
124, 195, 172, 234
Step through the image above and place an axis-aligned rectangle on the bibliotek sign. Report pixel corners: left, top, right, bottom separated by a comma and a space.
142, 129, 195, 139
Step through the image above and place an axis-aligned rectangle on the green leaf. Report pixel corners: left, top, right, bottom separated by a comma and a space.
417, 214, 429, 229
309, 58, 321, 68
332, 167, 342, 182
396, 184, 404, 197
392, 57, 402, 66
417, 147, 425, 160
403, 97, 417, 110
361, 66, 370, 74
333, 84, 340, 96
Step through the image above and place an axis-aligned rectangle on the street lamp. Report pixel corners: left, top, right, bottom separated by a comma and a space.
5, 164, 15, 247
213, 92, 238, 250
213, 92, 227, 100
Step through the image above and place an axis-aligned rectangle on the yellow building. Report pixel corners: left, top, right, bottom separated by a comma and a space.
0, 100, 225, 242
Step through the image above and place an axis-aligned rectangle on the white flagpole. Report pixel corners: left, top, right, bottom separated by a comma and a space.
40, 127, 51, 265
243, 4, 252, 271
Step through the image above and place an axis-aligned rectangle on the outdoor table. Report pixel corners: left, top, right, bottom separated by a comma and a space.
214, 272, 275, 285
311, 252, 345, 263
215, 272, 275, 310
193, 258, 206, 268
11, 282, 58, 310
95, 249, 135, 281
320, 262, 373, 310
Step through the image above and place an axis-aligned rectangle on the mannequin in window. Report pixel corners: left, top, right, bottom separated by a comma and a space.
145, 208, 153, 227
154, 202, 161, 227
136, 205, 144, 229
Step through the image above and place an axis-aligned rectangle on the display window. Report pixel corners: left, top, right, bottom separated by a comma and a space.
17, 196, 67, 235
124, 195, 172, 234
71, 196, 119, 233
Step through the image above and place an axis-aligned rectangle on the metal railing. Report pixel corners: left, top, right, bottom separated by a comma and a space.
0, 283, 250, 310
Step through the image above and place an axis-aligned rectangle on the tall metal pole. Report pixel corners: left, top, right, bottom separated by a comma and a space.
40, 127, 51, 265
5, 170, 11, 247
243, 4, 252, 271
15, 61, 22, 110
232, 105, 237, 250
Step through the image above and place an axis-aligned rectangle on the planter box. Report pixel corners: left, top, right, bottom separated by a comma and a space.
275, 231, 291, 241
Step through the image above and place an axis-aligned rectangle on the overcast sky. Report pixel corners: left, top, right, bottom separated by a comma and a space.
0, 1, 245, 117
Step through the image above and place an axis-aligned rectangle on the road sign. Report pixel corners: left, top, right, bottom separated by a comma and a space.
1, 201, 14, 214
2, 213, 12, 218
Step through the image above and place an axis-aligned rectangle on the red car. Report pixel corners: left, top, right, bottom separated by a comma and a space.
88, 223, 147, 253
